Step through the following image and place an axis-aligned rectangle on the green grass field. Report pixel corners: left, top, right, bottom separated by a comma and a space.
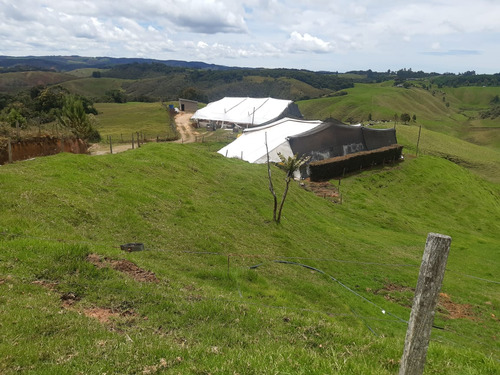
1, 114, 498, 373
93, 102, 177, 142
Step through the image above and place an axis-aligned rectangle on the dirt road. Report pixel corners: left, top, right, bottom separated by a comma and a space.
174, 112, 198, 143
89, 112, 197, 155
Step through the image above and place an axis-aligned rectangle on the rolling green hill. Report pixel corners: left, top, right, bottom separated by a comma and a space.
59, 77, 133, 99
298, 83, 500, 149
0, 128, 498, 373
0, 71, 76, 94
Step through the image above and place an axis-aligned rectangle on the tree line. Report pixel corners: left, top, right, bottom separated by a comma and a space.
0, 85, 100, 141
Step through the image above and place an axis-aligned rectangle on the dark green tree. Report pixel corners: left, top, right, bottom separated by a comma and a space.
57, 96, 100, 141
400, 113, 411, 124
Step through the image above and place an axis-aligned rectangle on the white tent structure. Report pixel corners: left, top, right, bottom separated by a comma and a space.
191, 97, 302, 128
217, 117, 323, 163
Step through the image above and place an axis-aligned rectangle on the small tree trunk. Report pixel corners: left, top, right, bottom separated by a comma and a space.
265, 133, 278, 222
276, 176, 291, 223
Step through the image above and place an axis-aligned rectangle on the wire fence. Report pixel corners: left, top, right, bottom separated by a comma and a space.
1, 231, 498, 363
101, 131, 237, 150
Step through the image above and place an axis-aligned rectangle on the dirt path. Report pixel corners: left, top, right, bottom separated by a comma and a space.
88, 143, 134, 155
89, 112, 198, 155
174, 112, 197, 143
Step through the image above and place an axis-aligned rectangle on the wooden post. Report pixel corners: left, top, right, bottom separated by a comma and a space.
399, 233, 452, 375
109, 136, 113, 154
416, 125, 422, 157
137, 132, 140, 148
7, 136, 12, 163
131, 133, 135, 149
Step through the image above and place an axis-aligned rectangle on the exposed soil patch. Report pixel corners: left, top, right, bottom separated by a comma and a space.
301, 179, 341, 203
373, 283, 476, 320
438, 293, 475, 320
83, 307, 136, 324
32, 279, 59, 291
87, 253, 159, 283
0, 136, 88, 165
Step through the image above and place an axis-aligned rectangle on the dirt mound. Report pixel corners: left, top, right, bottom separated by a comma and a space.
87, 253, 159, 283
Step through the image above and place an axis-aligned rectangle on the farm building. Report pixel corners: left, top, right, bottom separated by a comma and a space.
191, 97, 303, 128
218, 117, 322, 163
178, 98, 198, 113
287, 119, 397, 162
218, 118, 398, 178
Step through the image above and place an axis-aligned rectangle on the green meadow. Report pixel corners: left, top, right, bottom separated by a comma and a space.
93, 102, 177, 141
0, 98, 499, 374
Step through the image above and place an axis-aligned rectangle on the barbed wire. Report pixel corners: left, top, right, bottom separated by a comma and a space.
2, 231, 498, 285
5, 253, 498, 362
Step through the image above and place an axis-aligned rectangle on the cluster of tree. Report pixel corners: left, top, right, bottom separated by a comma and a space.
103, 63, 354, 96
393, 113, 417, 124
431, 73, 500, 88
103, 62, 186, 80
0, 85, 100, 141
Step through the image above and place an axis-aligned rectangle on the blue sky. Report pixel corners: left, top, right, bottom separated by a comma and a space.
1, 0, 499, 73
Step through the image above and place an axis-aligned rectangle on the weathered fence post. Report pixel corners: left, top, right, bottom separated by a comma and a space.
131, 133, 135, 149
416, 125, 422, 157
7, 136, 13, 163
399, 232, 452, 375
109, 136, 113, 154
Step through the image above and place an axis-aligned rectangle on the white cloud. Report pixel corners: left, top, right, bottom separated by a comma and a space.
0, 0, 499, 72
286, 32, 332, 53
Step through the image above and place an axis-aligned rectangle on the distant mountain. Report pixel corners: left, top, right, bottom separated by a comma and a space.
0, 55, 235, 72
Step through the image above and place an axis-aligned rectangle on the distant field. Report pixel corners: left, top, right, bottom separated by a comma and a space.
0, 71, 76, 94
94, 102, 176, 141
298, 83, 500, 150
60, 77, 133, 99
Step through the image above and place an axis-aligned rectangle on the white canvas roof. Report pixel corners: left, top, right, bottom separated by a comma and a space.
191, 97, 297, 126
218, 117, 323, 164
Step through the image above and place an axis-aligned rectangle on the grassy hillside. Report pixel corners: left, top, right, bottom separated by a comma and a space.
93, 102, 176, 140
60, 77, 133, 99
1, 138, 498, 373
0, 71, 76, 94
298, 83, 500, 149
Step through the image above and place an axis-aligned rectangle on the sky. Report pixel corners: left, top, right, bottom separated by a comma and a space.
1, 0, 499, 74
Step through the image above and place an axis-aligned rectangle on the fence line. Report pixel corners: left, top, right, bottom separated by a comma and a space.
1, 231, 498, 363
1, 232, 498, 284
101, 132, 236, 146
